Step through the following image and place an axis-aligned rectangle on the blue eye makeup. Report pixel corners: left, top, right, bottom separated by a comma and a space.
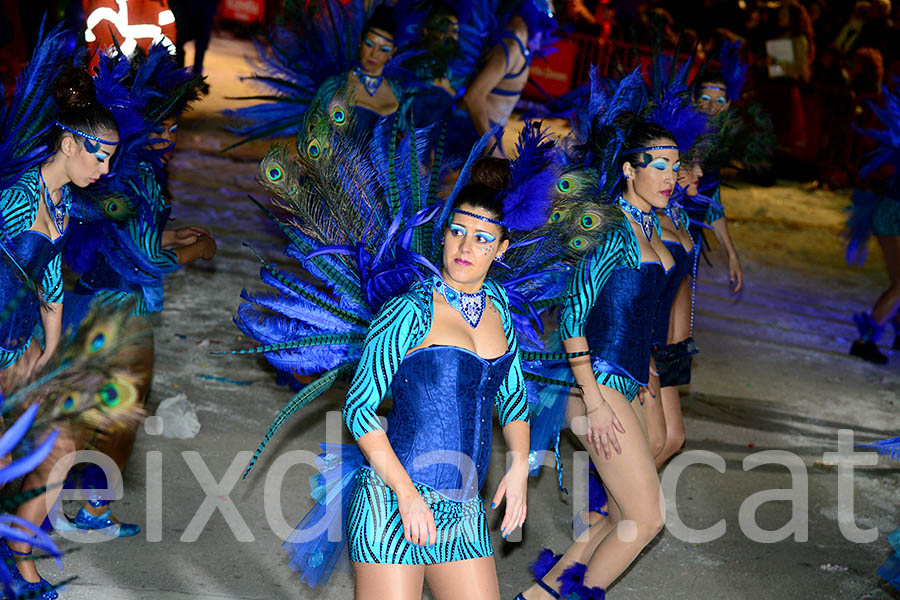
449, 223, 466, 236
168, 124, 178, 134
475, 232, 497, 244
715, 97, 727, 104
380, 45, 392, 53
364, 39, 374, 47
700, 94, 712, 102
672, 161, 681, 173
647, 158, 669, 170
83, 139, 110, 163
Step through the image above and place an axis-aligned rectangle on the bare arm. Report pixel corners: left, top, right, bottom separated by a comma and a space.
710, 217, 743, 293
34, 302, 62, 373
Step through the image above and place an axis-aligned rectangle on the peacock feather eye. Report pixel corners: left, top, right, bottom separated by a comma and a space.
557, 177, 572, 193
98, 383, 120, 407
570, 237, 585, 249
62, 395, 76, 411
107, 201, 119, 214
580, 213, 600, 230
307, 141, 321, 159
90, 333, 106, 353
267, 166, 283, 182
331, 108, 346, 124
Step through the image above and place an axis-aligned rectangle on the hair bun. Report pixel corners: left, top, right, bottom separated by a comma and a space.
470, 157, 510, 191
612, 111, 638, 132
54, 67, 98, 111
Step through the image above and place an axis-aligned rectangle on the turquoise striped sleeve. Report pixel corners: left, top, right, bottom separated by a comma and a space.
488, 282, 528, 427
41, 253, 63, 303
1, 173, 38, 237
343, 293, 426, 440
558, 226, 626, 340
704, 186, 725, 223
130, 169, 178, 269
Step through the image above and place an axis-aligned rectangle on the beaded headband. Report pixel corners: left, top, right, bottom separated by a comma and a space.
55, 122, 119, 146
451, 208, 504, 227
700, 85, 727, 92
625, 145, 678, 154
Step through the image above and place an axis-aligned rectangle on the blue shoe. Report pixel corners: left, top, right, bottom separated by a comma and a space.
0, 542, 60, 600
69, 506, 140, 538
515, 549, 563, 599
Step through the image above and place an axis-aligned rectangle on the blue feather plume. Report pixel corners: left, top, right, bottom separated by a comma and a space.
858, 436, 900, 460
719, 40, 747, 101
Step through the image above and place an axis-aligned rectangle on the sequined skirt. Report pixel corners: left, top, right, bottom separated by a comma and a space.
347, 468, 492, 565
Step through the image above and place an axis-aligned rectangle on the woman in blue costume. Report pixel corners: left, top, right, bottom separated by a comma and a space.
460, 0, 556, 153
845, 84, 900, 365
0, 63, 120, 599
518, 113, 678, 600
688, 69, 744, 294
227, 2, 404, 154
339, 159, 530, 598
56, 45, 214, 540
639, 53, 709, 467
234, 110, 576, 595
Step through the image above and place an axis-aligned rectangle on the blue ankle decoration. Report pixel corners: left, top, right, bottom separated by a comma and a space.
557, 562, 606, 599
69, 507, 141, 538
0, 542, 59, 600
854, 312, 884, 343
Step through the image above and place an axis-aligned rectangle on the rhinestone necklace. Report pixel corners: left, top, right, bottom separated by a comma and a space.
39, 168, 69, 236
433, 276, 486, 329
618, 196, 656, 241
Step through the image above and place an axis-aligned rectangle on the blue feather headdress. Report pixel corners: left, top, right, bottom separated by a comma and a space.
719, 40, 747, 101
647, 53, 709, 163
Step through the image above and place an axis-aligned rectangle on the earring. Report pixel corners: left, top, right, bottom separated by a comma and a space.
494, 254, 505, 262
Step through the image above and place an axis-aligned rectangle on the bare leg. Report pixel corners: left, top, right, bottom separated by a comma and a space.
871, 235, 900, 326
426, 556, 500, 600
642, 379, 666, 461
8, 424, 76, 583
655, 278, 692, 467
656, 386, 685, 467
353, 563, 424, 600
522, 386, 663, 597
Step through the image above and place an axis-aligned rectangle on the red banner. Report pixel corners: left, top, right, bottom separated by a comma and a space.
524, 38, 579, 100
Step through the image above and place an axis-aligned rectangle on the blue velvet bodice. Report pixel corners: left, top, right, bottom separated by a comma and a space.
651, 241, 694, 347
584, 263, 668, 385
0, 230, 66, 352
385, 346, 515, 502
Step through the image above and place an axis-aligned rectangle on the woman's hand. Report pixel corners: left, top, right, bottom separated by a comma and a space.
193, 234, 217, 260
162, 227, 212, 247
728, 252, 743, 293
491, 460, 528, 539
396, 487, 436, 547
583, 386, 625, 460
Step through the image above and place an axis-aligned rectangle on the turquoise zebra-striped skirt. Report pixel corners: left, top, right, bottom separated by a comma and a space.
347, 467, 492, 564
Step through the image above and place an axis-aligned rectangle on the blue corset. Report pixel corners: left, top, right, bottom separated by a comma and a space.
385, 346, 514, 502
351, 106, 396, 140
651, 241, 695, 347
584, 263, 668, 385
0, 230, 66, 352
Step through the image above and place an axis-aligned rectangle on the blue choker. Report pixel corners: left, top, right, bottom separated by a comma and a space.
433, 276, 486, 329
661, 202, 682, 230
618, 196, 656, 241
39, 168, 69, 236
353, 67, 383, 97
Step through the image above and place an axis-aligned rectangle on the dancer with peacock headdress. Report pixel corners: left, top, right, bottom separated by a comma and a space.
844, 82, 900, 365
0, 22, 154, 598
641, 49, 715, 470
226, 1, 405, 154
227, 92, 614, 592
690, 40, 774, 296
55, 42, 213, 542
516, 67, 682, 600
